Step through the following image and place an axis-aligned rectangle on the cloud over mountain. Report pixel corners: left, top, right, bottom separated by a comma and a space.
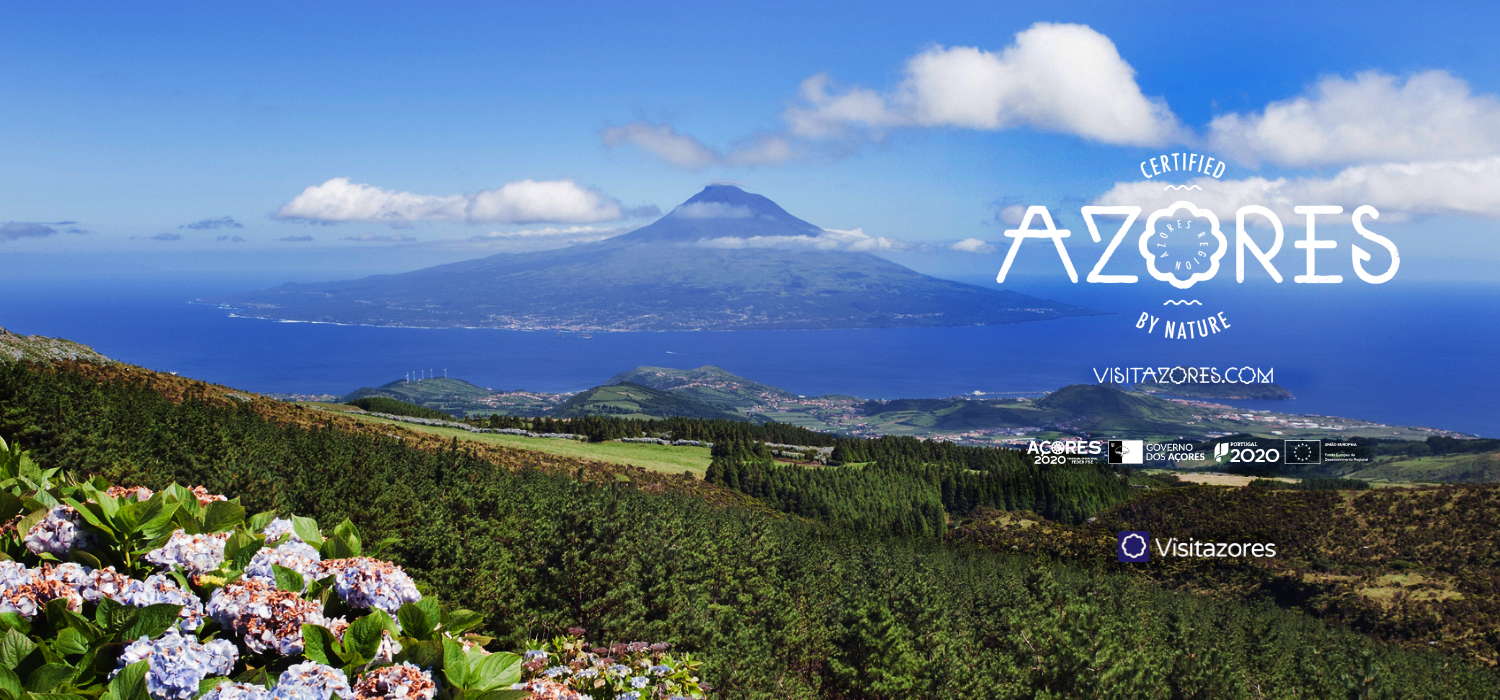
276, 177, 645, 226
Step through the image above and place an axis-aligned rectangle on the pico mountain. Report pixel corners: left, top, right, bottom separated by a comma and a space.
212, 185, 1097, 331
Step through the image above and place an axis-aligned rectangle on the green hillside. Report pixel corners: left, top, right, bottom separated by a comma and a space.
552, 382, 752, 421
606, 364, 797, 409
342, 376, 508, 416
4, 359, 1496, 696
859, 385, 1206, 438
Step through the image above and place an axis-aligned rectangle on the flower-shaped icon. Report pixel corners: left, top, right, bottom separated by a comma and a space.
1138, 201, 1227, 289
1121, 533, 1148, 559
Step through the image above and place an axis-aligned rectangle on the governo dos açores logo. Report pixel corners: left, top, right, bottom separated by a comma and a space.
994, 153, 1402, 340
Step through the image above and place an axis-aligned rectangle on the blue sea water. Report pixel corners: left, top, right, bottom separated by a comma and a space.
1, 275, 1497, 437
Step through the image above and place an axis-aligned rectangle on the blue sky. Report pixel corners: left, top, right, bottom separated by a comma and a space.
3, 1, 1499, 285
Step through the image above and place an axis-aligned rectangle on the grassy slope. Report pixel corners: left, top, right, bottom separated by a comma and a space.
1337, 451, 1500, 484
331, 409, 712, 475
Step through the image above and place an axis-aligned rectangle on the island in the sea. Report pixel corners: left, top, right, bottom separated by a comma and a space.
210, 185, 1100, 331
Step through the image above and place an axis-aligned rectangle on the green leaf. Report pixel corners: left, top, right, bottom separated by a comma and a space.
94, 599, 125, 631
0, 628, 37, 669
15, 509, 47, 544
50, 628, 89, 657
440, 636, 470, 688
321, 535, 357, 560
299, 625, 344, 666
271, 565, 304, 593
469, 691, 529, 700
66, 549, 102, 573
467, 652, 522, 691
290, 516, 323, 547
196, 677, 231, 698
0, 667, 21, 700
0, 613, 31, 635
24, 663, 77, 693
226, 534, 263, 573
345, 611, 397, 660
332, 519, 362, 557
0, 493, 26, 526
107, 661, 150, 700
117, 604, 182, 642
62, 499, 114, 537
396, 604, 433, 641
441, 609, 483, 636
247, 511, 275, 533
402, 640, 444, 669
201, 501, 246, 534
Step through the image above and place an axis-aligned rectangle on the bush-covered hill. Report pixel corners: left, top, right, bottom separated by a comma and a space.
345, 396, 458, 420
2, 360, 1497, 698
951, 482, 1500, 666
551, 383, 751, 422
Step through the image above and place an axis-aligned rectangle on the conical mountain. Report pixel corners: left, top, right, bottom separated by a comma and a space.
213, 185, 1098, 331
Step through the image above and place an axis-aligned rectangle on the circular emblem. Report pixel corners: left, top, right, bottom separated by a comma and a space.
1121, 533, 1148, 559
1139, 201, 1228, 289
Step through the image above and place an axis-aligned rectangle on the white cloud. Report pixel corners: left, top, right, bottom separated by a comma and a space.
695, 227, 902, 252
1210, 70, 1500, 167
438, 225, 632, 252
602, 122, 795, 170
1092, 157, 1500, 223
784, 23, 1182, 146
276, 177, 636, 226
673, 202, 754, 219
998, 204, 1026, 226
951, 238, 995, 253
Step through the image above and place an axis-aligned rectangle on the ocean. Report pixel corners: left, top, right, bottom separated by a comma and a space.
2, 275, 1497, 437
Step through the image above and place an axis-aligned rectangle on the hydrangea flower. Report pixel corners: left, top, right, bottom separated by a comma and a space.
121, 574, 208, 631
144, 530, 230, 575
0, 563, 85, 618
274, 661, 352, 700
0, 561, 28, 588
507, 680, 584, 700
373, 630, 403, 665
207, 578, 329, 655
203, 683, 272, 700
316, 558, 421, 614
187, 486, 228, 507
349, 663, 436, 700
114, 629, 238, 700
615, 692, 641, 700
262, 518, 302, 543
24, 504, 91, 554
106, 485, 155, 501
630, 676, 649, 689
85, 566, 137, 603
245, 540, 322, 584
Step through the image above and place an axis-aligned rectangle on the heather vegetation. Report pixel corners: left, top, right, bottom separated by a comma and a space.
2, 361, 1498, 698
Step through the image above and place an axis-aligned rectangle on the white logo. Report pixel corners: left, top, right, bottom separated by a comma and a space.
1139, 201, 1228, 290
1121, 533, 1148, 559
